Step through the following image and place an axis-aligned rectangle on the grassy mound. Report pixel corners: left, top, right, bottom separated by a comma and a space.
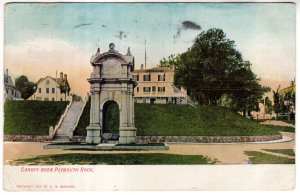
74, 103, 284, 136
4, 100, 68, 135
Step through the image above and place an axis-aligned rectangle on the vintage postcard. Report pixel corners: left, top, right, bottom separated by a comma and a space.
1, 0, 296, 191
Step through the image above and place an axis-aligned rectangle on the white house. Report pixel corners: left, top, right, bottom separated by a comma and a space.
132, 66, 188, 104
29, 72, 72, 101
4, 69, 22, 101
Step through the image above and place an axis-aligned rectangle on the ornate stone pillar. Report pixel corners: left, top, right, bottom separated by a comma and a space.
87, 44, 137, 144
86, 84, 101, 144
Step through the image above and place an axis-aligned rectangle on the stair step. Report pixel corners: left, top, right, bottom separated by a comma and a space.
102, 140, 119, 144
54, 101, 85, 141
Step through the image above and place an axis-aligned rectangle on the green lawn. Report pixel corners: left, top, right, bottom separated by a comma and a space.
244, 151, 295, 164
4, 100, 68, 135
5, 101, 290, 137
74, 103, 282, 136
262, 149, 295, 157
259, 125, 295, 133
12, 153, 217, 165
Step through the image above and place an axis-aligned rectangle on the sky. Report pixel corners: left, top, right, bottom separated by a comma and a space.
4, 2, 296, 97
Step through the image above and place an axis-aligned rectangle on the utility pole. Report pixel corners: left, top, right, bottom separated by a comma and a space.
55, 70, 57, 101
144, 40, 147, 70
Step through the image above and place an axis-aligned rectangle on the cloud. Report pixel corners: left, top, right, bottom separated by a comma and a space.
182, 20, 201, 30
174, 20, 202, 41
73, 23, 92, 28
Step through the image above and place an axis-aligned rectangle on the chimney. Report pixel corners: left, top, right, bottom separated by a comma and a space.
60, 72, 63, 80
141, 64, 144, 70
290, 80, 295, 86
64, 74, 67, 80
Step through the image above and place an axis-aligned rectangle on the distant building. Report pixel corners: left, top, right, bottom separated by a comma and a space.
279, 81, 296, 97
4, 69, 22, 101
132, 65, 187, 104
29, 72, 72, 101
278, 81, 296, 114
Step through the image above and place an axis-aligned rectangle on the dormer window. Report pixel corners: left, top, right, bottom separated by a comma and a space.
46, 80, 50, 85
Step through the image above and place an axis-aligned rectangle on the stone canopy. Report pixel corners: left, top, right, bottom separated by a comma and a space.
86, 43, 137, 144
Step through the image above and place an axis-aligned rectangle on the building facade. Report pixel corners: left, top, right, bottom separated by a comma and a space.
29, 72, 72, 101
133, 66, 187, 104
278, 81, 296, 114
4, 69, 22, 101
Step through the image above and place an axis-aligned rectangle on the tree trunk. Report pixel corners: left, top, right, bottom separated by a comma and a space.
243, 110, 246, 117
247, 110, 251, 116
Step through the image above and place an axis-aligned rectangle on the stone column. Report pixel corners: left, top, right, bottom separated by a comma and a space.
128, 87, 133, 126
93, 91, 100, 127
132, 85, 135, 125
119, 83, 136, 144
86, 86, 101, 144
89, 91, 94, 125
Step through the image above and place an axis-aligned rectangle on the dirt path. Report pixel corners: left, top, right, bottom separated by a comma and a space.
260, 120, 295, 128
3, 132, 295, 165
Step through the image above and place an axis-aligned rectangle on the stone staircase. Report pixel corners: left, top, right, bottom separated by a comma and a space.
54, 101, 85, 141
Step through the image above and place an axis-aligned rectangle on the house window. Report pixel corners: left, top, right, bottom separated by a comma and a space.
38, 88, 41, 93
133, 75, 139, 81
143, 75, 151, 81
46, 80, 50, 85
52, 98, 55, 101
46, 88, 49, 94
136, 87, 139, 92
143, 87, 151, 92
158, 74, 165, 81
158, 87, 165, 92
152, 86, 156, 92
52, 88, 55, 94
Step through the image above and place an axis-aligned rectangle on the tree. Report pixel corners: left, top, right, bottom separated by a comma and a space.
15, 75, 36, 100
72, 94, 82, 102
264, 97, 273, 115
273, 85, 286, 117
59, 81, 71, 101
160, 28, 270, 114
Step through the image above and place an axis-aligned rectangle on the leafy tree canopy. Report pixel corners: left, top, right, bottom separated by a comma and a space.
160, 28, 270, 114
15, 75, 36, 100
59, 80, 71, 101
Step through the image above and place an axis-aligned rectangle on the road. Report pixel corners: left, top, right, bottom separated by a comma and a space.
3, 132, 294, 165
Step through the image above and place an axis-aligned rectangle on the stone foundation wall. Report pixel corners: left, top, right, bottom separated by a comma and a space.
4, 134, 282, 143
4, 135, 51, 142
135, 134, 282, 143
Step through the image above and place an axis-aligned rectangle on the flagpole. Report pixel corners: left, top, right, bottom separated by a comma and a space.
55, 70, 57, 101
